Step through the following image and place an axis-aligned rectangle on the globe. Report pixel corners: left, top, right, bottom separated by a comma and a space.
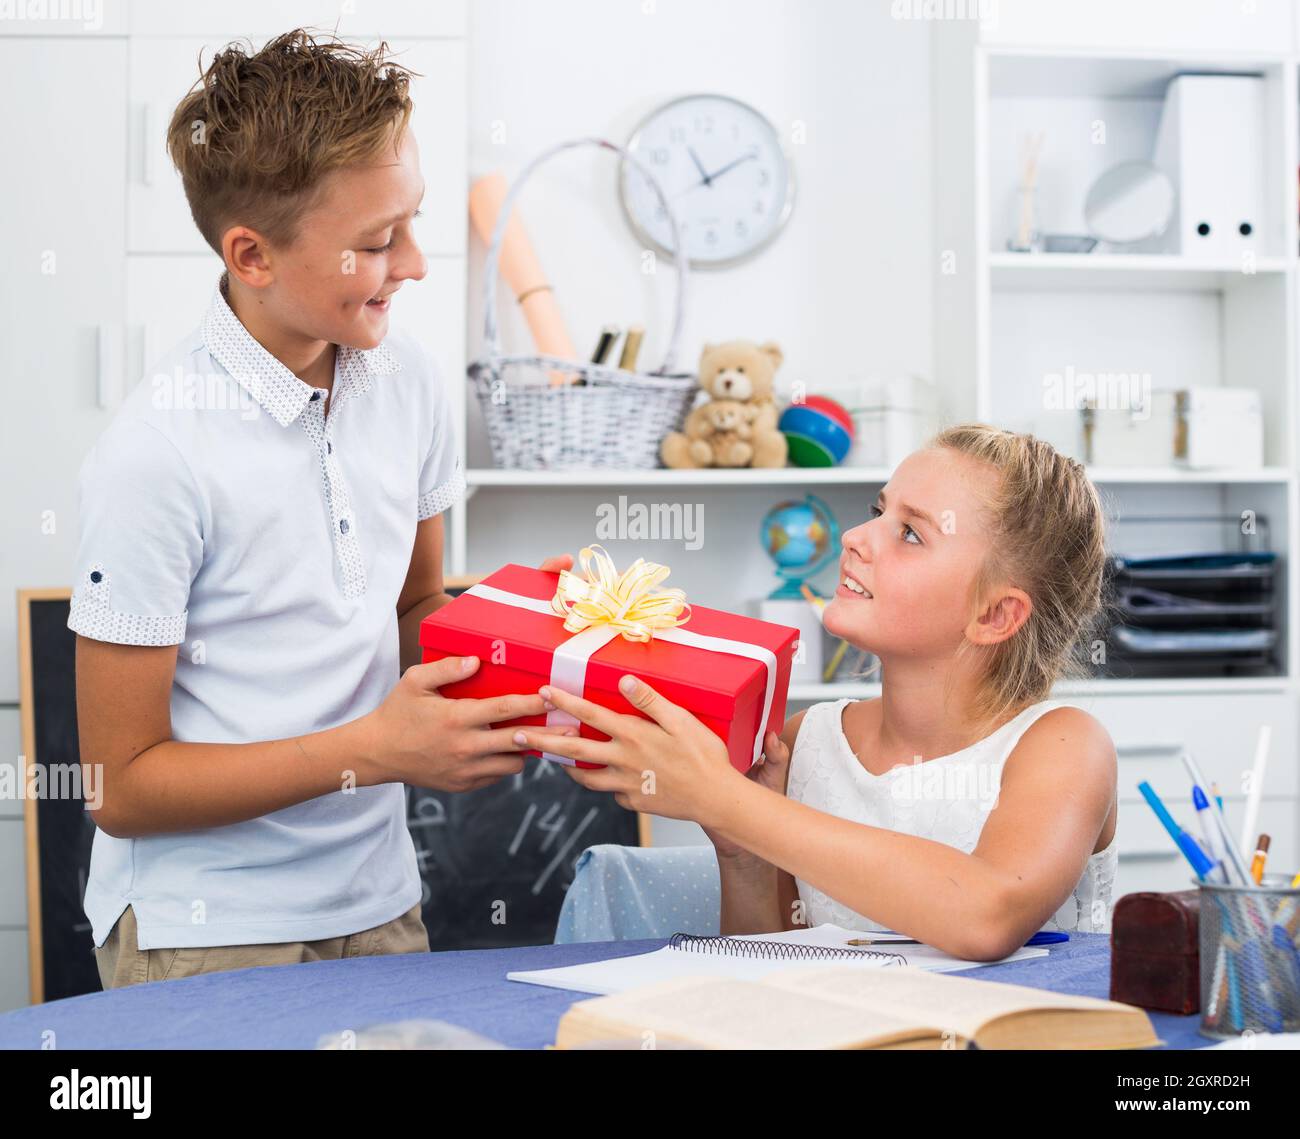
760, 495, 841, 599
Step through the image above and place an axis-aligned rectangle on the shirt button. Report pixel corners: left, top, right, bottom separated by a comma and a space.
327, 441, 333, 453
310, 391, 321, 402
340, 519, 350, 534
90, 570, 103, 583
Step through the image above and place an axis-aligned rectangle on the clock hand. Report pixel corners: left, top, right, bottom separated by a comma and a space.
702, 149, 759, 183
686, 145, 712, 187
674, 147, 759, 196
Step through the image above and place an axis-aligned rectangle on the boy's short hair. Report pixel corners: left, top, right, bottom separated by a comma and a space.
167, 28, 417, 256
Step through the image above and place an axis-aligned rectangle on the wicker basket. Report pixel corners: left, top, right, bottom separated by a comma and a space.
470, 137, 696, 470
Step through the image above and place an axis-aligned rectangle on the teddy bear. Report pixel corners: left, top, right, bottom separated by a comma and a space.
676, 398, 755, 468
660, 340, 788, 469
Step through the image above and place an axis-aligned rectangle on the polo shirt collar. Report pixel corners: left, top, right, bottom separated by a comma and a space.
202, 270, 401, 428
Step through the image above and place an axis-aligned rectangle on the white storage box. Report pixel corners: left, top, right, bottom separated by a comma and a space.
1083, 391, 1178, 467
1175, 387, 1263, 469
837, 375, 939, 468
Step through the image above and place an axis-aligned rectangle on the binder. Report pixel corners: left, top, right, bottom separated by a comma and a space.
1153, 74, 1266, 258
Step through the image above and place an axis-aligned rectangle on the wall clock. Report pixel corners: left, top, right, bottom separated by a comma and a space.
619, 93, 795, 268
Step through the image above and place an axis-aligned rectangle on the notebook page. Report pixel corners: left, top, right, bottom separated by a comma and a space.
507, 944, 898, 996
507, 924, 1047, 996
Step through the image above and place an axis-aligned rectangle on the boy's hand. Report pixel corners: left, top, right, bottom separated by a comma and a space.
537, 553, 574, 574
360, 655, 568, 793
368, 555, 570, 793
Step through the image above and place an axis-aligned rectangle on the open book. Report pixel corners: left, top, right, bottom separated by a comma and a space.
554, 966, 1162, 1050
509, 923, 1050, 996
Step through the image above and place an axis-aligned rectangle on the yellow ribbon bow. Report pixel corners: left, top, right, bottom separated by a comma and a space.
550, 545, 690, 643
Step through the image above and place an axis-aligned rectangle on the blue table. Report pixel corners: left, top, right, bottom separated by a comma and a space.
0, 931, 1213, 1049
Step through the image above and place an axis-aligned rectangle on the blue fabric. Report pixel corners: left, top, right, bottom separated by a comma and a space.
555, 844, 720, 942
0, 933, 1217, 1050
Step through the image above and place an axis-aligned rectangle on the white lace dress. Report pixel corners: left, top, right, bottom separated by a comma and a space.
785, 698, 1118, 934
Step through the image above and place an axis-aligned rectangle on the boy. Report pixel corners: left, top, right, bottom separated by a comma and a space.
70, 29, 567, 988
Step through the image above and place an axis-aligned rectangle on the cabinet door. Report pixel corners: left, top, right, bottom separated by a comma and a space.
0, 39, 127, 703
129, 37, 465, 257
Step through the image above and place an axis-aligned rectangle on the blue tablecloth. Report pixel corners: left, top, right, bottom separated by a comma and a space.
0, 931, 1214, 1049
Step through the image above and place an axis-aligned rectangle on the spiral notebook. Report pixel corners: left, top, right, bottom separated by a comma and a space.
507, 923, 1050, 996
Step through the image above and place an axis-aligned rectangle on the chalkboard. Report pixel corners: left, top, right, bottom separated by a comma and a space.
407, 762, 640, 951
19, 584, 642, 1002
17, 591, 98, 1004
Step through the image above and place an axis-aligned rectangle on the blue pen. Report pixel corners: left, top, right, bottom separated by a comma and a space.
1138, 781, 1215, 879
1025, 931, 1068, 947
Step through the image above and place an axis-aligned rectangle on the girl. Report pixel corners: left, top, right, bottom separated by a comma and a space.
515, 425, 1118, 961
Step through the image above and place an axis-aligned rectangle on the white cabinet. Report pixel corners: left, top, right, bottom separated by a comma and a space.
0, 37, 127, 704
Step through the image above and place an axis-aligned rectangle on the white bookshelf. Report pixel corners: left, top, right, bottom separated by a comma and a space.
928, 5, 1300, 893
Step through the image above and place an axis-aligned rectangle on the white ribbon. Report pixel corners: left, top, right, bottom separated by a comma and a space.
463, 582, 778, 769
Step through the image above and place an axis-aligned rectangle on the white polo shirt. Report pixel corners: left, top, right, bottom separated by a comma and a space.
69, 271, 465, 950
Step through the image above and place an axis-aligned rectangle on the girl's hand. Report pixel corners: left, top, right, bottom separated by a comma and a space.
511, 674, 745, 825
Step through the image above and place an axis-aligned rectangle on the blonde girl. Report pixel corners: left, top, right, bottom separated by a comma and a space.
515, 425, 1118, 960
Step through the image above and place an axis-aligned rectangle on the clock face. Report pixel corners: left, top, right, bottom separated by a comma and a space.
620, 94, 794, 268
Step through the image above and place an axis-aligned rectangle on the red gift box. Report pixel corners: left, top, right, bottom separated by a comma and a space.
418, 563, 799, 771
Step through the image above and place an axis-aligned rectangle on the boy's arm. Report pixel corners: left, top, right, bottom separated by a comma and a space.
78, 636, 372, 836
396, 513, 454, 673
77, 634, 550, 839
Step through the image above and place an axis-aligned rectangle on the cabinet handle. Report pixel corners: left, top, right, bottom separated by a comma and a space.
142, 103, 154, 186
1116, 742, 1185, 761
97, 324, 122, 408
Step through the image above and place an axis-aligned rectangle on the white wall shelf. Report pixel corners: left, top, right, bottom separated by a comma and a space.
990, 253, 1290, 291
467, 467, 894, 488
467, 465, 1293, 488
1085, 467, 1294, 484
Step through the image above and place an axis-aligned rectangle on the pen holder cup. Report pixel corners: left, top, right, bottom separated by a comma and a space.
1197, 875, 1300, 1039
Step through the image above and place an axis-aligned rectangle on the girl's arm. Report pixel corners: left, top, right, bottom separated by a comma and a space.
518, 685, 1115, 961
714, 710, 806, 935
707, 706, 1116, 959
